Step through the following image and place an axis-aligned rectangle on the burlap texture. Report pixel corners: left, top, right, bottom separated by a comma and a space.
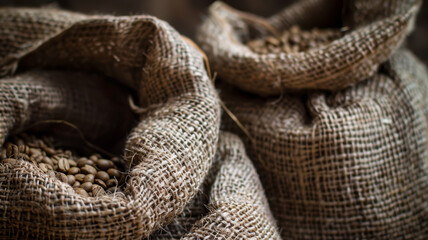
220, 49, 428, 239
197, 0, 421, 96
0, 70, 135, 148
0, 8, 220, 239
149, 132, 281, 239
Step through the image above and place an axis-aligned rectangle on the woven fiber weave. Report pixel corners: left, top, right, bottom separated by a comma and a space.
0, 8, 220, 239
150, 132, 281, 239
197, 0, 421, 96
220, 49, 428, 239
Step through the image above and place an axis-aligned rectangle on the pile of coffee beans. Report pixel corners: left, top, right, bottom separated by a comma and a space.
247, 25, 342, 54
0, 134, 126, 197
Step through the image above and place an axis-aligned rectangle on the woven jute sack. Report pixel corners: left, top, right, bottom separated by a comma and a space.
219, 48, 428, 239
197, 0, 421, 96
0, 8, 220, 239
149, 132, 281, 239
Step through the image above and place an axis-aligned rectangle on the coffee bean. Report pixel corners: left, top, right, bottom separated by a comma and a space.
92, 184, 106, 197
96, 171, 110, 182
58, 158, 70, 172
81, 182, 93, 192
84, 174, 95, 183
68, 167, 80, 175
56, 172, 68, 183
75, 174, 85, 182
38, 163, 49, 172
6, 144, 18, 158
107, 168, 121, 178
96, 159, 114, 170
74, 187, 89, 197
68, 159, 77, 167
94, 179, 107, 189
42, 157, 54, 166
29, 148, 42, 157
67, 175, 76, 185
106, 178, 118, 188
77, 158, 88, 168
72, 181, 81, 187
89, 154, 101, 161
81, 165, 97, 175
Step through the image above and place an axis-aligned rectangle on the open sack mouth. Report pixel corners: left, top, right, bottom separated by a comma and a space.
197, 0, 421, 96
0, 8, 221, 239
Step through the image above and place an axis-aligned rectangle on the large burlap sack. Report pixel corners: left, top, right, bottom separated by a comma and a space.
0, 8, 220, 239
149, 132, 281, 239
197, 0, 421, 96
220, 48, 428, 239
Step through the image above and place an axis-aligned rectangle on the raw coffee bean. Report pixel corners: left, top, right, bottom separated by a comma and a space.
64, 150, 72, 157
56, 172, 68, 183
29, 148, 42, 156
42, 146, 56, 156
92, 184, 106, 197
3, 158, 17, 165
18, 145, 29, 155
89, 154, 101, 161
32, 155, 44, 163
81, 165, 97, 175
72, 181, 81, 187
67, 175, 76, 185
42, 157, 54, 167
96, 159, 114, 170
81, 182, 93, 192
6, 144, 18, 158
74, 187, 89, 197
68, 167, 80, 175
68, 159, 77, 167
84, 174, 95, 183
94, 179, 107, 189
45, 164, 54, 171
77, 158, 88, 168
106, 178, 118, 188
107, 168, 121, 178
58, 158, 70, 173
96, 171, 110, 182
75, 174, 85, 182
38, 163, 49, 172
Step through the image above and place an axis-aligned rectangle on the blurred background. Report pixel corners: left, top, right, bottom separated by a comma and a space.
1, 0, 427, 63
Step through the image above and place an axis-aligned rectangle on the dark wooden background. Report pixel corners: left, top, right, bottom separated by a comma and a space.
1, 0, 427, 63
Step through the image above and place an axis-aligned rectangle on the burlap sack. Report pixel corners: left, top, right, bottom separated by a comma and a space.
149, 132, 281, 239
0, 8, 220, 239
219, 48, 428, 239
197, 0, 421, 96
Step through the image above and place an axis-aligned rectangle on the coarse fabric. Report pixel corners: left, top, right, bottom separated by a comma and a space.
220, 49, 428, 239
0, 70, 135, 148
0, 8, 220, 239
199, 0, 427, 238
197, 0, 421, 96
150, 132, 281, 239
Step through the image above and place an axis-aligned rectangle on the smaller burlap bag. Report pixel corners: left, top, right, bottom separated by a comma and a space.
0, 7, 220, 239
149, 132, 281, 239
197, 0, 421, 96
220, 49, 428, 239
